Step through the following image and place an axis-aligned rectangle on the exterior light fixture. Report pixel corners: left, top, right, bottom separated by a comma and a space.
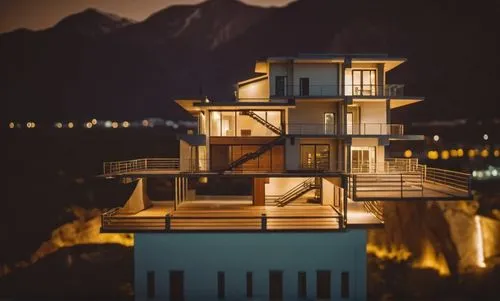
483, 134, 489, 141
433, 135, 439, 142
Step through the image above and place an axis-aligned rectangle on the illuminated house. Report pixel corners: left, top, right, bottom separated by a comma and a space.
101, 54, 472, 301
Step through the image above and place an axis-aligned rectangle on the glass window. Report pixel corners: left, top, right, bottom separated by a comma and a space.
210, 111, 221, 136
247, 272, 253, 298
267, 111, 281, 132
217, 271, 225, 299
221, 111, 236, 136
299, 78, 310, 96
344, 69, 352, 96
298, 272, 307, 299
324, 113, 335, 135
147, 271, 155, 299
341, 271, 349, 298
300, 145, 330, 170
275, 76, 287, 96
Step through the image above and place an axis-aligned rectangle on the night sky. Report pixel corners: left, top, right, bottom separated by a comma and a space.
0, 0, 294, 33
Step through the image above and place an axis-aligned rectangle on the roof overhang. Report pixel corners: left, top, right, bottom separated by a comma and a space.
194, 101, 296, 110
351, 58, 406, 71
175, 99, 203, 114
390, 97, 424, 109
237, 75, 268, 87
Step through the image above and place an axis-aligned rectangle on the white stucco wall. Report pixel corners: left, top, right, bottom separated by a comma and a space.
358, 101, 386, 134
288, 101, 339, 125
265, 177, 309, 197
135, 231, 367, 301
293, 63, 339, 96
238, 78, 269, 101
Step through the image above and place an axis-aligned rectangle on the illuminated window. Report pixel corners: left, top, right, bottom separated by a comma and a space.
301, 144, 330, 170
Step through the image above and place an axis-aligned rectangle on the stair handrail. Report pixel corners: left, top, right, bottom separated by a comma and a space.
240, 110, 283, 135
275, 178, 316, 206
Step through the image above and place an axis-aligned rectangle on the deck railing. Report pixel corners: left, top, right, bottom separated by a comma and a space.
286, 123, 403, 136
270, 84, 405, 97
101, 210, 343, 232
420, 165, 471, 192
103, 158, 179, 175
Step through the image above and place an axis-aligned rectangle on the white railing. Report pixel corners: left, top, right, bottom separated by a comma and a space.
346, 123, 404, 135
351, 158, 419, 174
103, 158, 179, 175
421, 166, 471, 192
287, 123, 403, 136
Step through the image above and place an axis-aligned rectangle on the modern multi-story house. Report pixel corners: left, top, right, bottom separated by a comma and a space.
101, 54, 472, 301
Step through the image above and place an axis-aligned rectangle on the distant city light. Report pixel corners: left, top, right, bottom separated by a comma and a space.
55, 122, 63, 129
91, 118, 97, 125
85, 122, 93, 129
468, 149, 476, 158
104, 121, 112, 128
112, 121, 119, 129
441, 150, 450, 160
433, 135, 440, 142
68, 122, 74, 129
427, 150, 439, 160
142, 120, 149, 127
404, 149, 412, 158
26, 121, 36, 128
450, 149, 458, 157
457, 148, 464, 157
480, 149, 489, 158
494, 150, 500, 157
493, 169, 498, 177
122, 121, 130, 128
9, 122, 15, 129
483, 134, 489, 141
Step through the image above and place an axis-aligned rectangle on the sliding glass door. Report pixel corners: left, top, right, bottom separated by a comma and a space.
351, 146, 376, 173
352, 70, 376, 96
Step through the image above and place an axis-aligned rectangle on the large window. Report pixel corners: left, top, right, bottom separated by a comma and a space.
344, 69, 377, 96
210, 144, 284, 172
324, 112, 335, 135
209, 111, 282, 137
351, 146, 376, 173
300, 144, 330, 170
299, 77, 310, 96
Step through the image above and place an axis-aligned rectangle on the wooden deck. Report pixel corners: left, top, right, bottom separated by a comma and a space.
102, 199, 342, 232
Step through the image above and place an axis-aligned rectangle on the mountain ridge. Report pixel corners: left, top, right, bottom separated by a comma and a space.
0, 0, 497, 122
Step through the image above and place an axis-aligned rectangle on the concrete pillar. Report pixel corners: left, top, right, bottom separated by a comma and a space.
119, 178, 152, 214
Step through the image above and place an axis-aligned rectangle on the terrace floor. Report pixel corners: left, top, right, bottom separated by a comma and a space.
352, 182, 472, 201
103, 197, 382, 232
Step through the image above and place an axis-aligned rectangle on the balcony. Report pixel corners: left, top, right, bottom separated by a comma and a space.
101, 199, 343, 232
348, 159, 473, 201
287, 123, 404, 136
271, 84, 404, 98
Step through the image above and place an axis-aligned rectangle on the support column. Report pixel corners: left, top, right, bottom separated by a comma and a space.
252, 178, 266, 206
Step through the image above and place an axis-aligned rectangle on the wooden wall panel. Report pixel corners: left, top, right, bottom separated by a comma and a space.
253, 178, 266, 206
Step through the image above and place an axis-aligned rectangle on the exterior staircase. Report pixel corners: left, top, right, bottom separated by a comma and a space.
221, 135, 286, 172
240, 110, 283, 135
275, 178, 320, 207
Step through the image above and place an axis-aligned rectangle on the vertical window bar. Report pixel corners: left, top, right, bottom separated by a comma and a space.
341, 271, 350, 298
218, 271, 225, 299
298, 271, 307, 299
246, 272, 253, 298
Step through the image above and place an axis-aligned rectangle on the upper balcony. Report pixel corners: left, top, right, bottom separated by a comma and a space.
287, 123, 404, 136
270, 84, 405, 98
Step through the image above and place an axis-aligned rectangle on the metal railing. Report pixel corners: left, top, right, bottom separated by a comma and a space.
346, 123, 404, 135
362, 201, 384, 222
270, 84, 405, 97
286, 123, 403, 136
349, 172, 424, 199
103, 158, 180, 175
421, 166, 471, 192
102, 211, 343, 231
351, 158, 418, 174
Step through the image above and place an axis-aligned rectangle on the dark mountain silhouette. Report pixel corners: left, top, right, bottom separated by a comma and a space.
0, 0, 497, 123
